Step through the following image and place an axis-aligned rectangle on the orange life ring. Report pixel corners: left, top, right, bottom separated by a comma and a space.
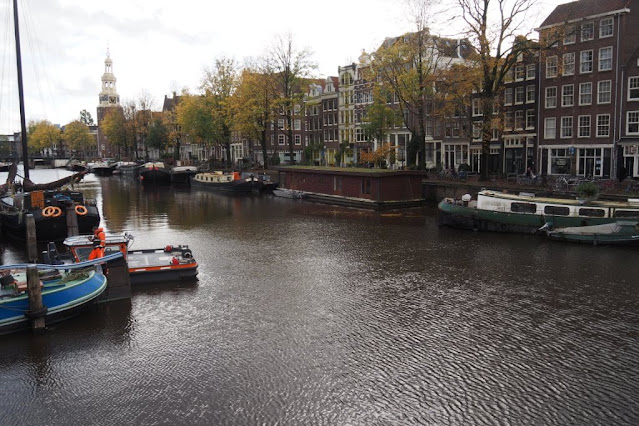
42, 206, 54, 217
75, 205, 88, 216
49, 206, 62, 218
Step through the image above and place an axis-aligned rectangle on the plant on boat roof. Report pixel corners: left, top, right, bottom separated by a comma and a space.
577, 181, 600, 201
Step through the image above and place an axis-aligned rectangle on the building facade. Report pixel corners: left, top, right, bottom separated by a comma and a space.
96, 50, 121, 159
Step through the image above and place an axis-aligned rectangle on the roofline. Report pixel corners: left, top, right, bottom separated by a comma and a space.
535, 8, 630, 31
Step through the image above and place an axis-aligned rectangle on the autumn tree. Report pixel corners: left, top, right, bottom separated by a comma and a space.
361, 85, 398, 149
146, 115, 169, 156
456, 0, 539, 180
231, 62, 278, 169
79, 109, 95, 126
63, 120, 94, 157
268, 33, 316, 164
177, 94, 217, 160
371, 0, 466, 170
101, 108, 131, 158
200, 57, 238, 167
27, 120, 60, 154
134, 92, 155, 161
360, 143, 396, 168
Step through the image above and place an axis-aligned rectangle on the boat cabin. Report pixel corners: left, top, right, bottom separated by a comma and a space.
64, 234, 130, 262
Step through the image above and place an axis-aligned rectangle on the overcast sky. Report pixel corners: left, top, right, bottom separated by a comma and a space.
1, 0, 569, 134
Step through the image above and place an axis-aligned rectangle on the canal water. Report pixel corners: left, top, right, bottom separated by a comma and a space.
1, 171, 638, 425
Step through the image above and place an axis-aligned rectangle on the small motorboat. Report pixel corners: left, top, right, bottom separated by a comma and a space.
542, 221, 639, 246
45, 233, 198, 284
273, 188, 306, 199
0, 253, 122, 335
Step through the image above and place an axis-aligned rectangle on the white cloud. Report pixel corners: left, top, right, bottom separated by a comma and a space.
1, 0, 570, 134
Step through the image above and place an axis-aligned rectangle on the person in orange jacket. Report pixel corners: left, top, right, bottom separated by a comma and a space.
90, 226, 106, 259
88, 239, 104, 260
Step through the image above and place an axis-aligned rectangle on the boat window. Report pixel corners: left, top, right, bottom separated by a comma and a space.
511, 202, 537, 213
579, 208, 605, 217
614, 210, 639, 218
544, 206, 570, 216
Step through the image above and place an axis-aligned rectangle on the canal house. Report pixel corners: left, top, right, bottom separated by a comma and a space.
275, 166, 426, 209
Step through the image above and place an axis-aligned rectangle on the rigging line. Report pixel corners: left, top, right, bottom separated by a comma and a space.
1, 3, 17, 134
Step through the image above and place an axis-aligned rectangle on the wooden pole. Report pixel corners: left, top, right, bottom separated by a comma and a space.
66, 204, 79, 236
26, 213, 37, 262
26, 266, 46, 332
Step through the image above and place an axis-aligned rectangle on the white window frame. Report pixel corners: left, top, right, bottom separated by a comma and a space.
515, 65, 525, 81
544, 117, 556, 139
581, 21, 594, 41
545, 87, 557, 108
596, 114, 610, 137
562, 84, 574, 107
579, 82, 592, 105
546, 56, 558, 78
561, 116, 573, 138
526, 64, 536, 80
514, 110, 524, 130
598, 80, 612, 104
294, 134, 302, 145
564, 24, 576, 45
578, 115, 591, 138
515, 87, 524, 104
526, 110, 535, 130
472, 98, 482, 116
599, 17, 613, 38
294, 119, 301, 130
563, 52, 575, 76
504, 88, 513, 105
580, 50, 593, 73
628, 76, 639, 101
599, 47, 613, 71
526, 85, 535, 103
627, 111, 639, 135
278, 134, 285, 145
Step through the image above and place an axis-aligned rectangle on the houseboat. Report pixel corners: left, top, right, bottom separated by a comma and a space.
139, 162, 171, 185
438, 190, 639, 234
190, 171, 258, 194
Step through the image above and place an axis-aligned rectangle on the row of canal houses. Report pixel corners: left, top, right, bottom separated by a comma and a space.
216, 0, 639, 180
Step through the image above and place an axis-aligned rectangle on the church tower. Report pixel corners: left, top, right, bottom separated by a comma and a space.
96, 49, 121, 158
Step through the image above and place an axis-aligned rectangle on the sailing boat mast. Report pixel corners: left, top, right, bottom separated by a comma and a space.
13, 0, 30, 180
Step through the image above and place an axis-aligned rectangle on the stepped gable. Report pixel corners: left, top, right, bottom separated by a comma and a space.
539, 0, 630, 28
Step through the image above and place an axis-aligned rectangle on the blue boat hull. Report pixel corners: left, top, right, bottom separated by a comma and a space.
0, 270, 107, 335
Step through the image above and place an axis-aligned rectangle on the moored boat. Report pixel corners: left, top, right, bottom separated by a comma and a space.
438, 190, 639, 234
91, 159, 117, 176
542, 221, 639, 246
273, 188, 306, 199
46, 233, 198, 284
0, 254, 120, 335
139, 162, 171, 185
170, 165, 198, 184
190, 171, 259, 194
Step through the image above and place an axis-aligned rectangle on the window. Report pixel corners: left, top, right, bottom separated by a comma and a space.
546, 87, 557, 108
504, 111, 513, 129
598, 80, 612, 104
515, 110, 524, 130
515, 87, 524, 104
515, 65, 525, 81
581, 21, 594, 41
511, 203, 537, 213
544, 117, 556, 139
578, 115, 591, 137
597, 114, 610, 137
561, 116, 573, 138
563, 52, 575, 75
564, 24, 576, 44
600, 17, 613, 38
361, 178, 371, 195
628, 76, 639, 100
294, 134, 301, 145
526, 64, 536, 79
504, 88, 513, 105
599, 47, 612, 71
294, 119, 301, 130
627, 111, 639, 134
472, 98, 482, 116
526, 85, 535, 103
546, 56, 558, 78
526, 110, 535, 129
580, 208, 605, 217
472, 122, 481, 139
562, 85, 574, 107
544, 206, 570, 216
615, 210, 639, 218
278, 134, 285, 145
277, 119, 285, 130
579, 82, 592, 105
580, 50, 593, 73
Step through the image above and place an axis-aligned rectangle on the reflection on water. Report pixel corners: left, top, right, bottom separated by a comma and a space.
1, 172, 638, 425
